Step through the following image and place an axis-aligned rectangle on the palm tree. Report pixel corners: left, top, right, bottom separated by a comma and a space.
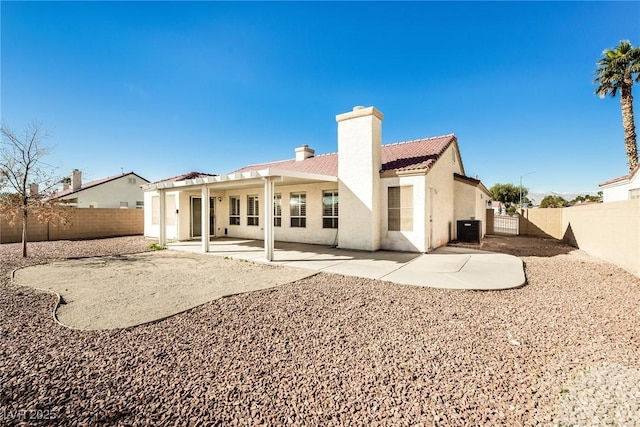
594, 40, 640, 172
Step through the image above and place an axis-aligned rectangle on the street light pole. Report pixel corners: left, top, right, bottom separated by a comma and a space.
519, 171, 535, 208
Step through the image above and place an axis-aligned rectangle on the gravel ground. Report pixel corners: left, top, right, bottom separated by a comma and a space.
1, 236, 639, 425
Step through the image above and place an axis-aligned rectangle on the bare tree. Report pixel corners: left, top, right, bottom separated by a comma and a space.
0, 122, 70, 257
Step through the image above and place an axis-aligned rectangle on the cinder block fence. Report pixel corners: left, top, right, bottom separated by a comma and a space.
0, 208, 143, 243
487, 199, 639, 277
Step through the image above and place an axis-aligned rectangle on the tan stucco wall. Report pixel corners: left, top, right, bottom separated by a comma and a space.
425, 144, 463, 250
454, 181, 488, 238
0, 208, 143, 243
65, 174, 147, 208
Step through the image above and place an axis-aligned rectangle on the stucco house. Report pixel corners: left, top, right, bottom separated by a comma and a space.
143, 106, 490, 260
599, 165, 640, 202
54, 169, 149, 209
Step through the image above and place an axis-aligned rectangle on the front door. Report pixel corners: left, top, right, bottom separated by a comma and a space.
191, 197, 215, 238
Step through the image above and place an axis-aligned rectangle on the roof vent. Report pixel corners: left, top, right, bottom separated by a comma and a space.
353, 106, 365, 111
295, 145, 315, 161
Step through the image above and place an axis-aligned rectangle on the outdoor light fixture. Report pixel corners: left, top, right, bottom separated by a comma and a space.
217, 197, 222, 202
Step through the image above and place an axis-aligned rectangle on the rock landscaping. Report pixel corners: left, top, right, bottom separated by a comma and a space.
1, 236, 639, 425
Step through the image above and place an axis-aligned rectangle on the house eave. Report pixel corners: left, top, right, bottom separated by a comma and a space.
599, 165, 639, 188
142, 168, 337, 191
380, 168, 429, 178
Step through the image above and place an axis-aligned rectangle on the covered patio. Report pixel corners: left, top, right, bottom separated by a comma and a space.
146, 168, 337, 261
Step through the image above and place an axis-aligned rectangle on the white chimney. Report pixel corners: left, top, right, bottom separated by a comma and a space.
336, 105, 383, 251
29, 183, 39, 197
295, 145, 315, 161
71, 169, 82, 191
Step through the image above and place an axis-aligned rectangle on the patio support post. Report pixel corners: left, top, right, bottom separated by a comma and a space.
263, 177, 274, 261
159, 188, 167, 246
201, 185, 210, 253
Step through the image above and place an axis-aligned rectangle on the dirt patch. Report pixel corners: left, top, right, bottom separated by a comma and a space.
12, 250, 314, 330
450, 234, 578, 257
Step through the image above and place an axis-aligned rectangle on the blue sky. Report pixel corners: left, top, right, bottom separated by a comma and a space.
2, 1, 639, 194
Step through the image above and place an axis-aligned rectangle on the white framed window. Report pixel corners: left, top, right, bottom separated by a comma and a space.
274, 193, 282, 227
630, 188, 640, 199
128, 177, 137, 184
229, 196, 240, 225
136, 201, 144, 209
247, 195, 259, 226
151, 196, 159, 225
322, 190, 338, 229
290, 192, 306, 228
120, 201, 129, 208
165, 195, 176, 226
388, 186, 413, 231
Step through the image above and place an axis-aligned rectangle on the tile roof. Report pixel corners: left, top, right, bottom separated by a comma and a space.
54, 172, 149, 198
234, 153, 339, 176
381, 135, 455, 172
234, 134, 456, 176
151, 171, 219, 185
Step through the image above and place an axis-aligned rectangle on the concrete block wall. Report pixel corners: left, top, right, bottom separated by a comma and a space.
560, 200, 639, 277
486, 209, 494, 235
518, 207, 563, 239
0, 208, 143, 243
513, 201, 639, 277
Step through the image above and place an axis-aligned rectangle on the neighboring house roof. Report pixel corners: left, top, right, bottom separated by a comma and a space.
599, 165, 640, 187
151, 171, 219, 185
234, 134, 457, 176
54, 172, 149, 199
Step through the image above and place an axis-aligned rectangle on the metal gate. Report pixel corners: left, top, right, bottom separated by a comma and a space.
494, 214, 519, 235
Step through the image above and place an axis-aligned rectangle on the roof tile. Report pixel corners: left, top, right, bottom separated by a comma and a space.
234, 135, 456, 176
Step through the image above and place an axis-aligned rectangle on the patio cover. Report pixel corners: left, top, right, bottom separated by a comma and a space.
143, 168, 338, 261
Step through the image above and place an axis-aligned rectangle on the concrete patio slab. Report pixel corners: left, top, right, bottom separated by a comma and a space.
169, 238, 526, 290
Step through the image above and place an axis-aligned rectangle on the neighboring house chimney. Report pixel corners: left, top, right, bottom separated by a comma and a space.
29, 183, 39, 197
71, 169, 82, 191
62, 182, 69, 191
336, 105, 383, 251
295, 145, 315, 161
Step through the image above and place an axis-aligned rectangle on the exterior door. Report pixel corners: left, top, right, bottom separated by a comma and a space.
191, 197, 215, 238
